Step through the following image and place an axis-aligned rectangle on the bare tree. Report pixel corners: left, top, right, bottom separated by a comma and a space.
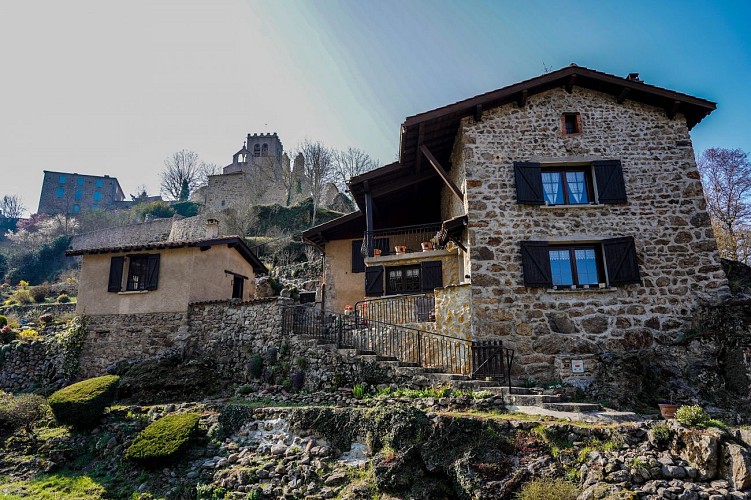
197, 162, 222, 188
160, 150, 203, 200
698, 148, 751, 262
332, 148, 378, 196
298, 140, 334, 226
0, 195, 25, 219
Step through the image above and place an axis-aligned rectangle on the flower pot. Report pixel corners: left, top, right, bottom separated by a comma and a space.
372, 249, 382, 256
395, 245, 407, 255
658, 403, 678, 419
421, 241, 433, 251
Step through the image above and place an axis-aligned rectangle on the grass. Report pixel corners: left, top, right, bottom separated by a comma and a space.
516, 478, 580, 500
0, 472, 106, 500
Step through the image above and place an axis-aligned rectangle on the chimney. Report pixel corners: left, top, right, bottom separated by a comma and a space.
626, 72, 641, 82
206, 218, 219, 239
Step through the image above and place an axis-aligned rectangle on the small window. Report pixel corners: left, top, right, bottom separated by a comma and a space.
561, 113, 581, 135
541, 167, 592, 205
92, 204, 99, 210
126, 254, 160, 291
386, 265, 421, 295
93, 191, 101, 201
76, 177, 85, 186
253, 144, 261, 157
232, 276, 245, 299
96, 179, 103, 188
56, 187, 64, 198
59, 175, 66, 184
549, 246, 602, 288
72, 204, 80, 213
75, 189, 82, 200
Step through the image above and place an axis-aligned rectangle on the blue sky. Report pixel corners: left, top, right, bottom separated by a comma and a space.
0, 0, 749, 215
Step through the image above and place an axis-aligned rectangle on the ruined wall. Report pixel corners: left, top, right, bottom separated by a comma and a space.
70, 218, 174, 250
460, 86, 729, 381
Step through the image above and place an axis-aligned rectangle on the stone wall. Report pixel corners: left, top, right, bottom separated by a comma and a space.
71, 218, 174, 250
434, 283, 472, 339
457, 86, 729, 382
0, 302, 76, 321
0, 340, 63, 392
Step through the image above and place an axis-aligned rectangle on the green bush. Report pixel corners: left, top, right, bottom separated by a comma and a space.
47, 375, 120, 428
0, 392, 51, 435
651, 423, 672, 448
675, 405, 710, 427
516, 478, 580, 500
0, 315, 7, 327
125, 413, 201, 465
353, 384, 365, 399
249, 354, 264, 379
13, 289, 32, 304
30, 285, 49, 303
56, 293, 70, 303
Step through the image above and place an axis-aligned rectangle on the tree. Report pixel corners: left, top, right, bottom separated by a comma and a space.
160, 149, 203, 200
332, 148, 378, 197
0, 195, 25, 219
197, 162, 221, 188
697, 148, 751, 262
298, 140, 334, 226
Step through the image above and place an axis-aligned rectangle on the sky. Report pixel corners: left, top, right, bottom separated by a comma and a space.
0, 0, 749, 216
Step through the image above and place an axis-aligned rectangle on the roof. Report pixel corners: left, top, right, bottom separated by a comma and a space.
302, 211, 365, 247
398, 64, 716, 175
66, 236, 268, 275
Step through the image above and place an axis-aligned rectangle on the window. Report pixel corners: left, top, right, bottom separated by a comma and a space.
75, 189, 82, 200
541, 168, 592, 205
261, 143, 268, 156
387, 265, 421, 295
59, 175, 66, 184
253, 144, 261, 157
520, 237, 640, 289
93, 191, 101, 201
514, 160, 627, 205
72, 204, 80, 213
96, 179, 103, 188
56, 187, 64, 198
561, 113, 581, 135
232, 276, 245, 299
92, 204, 99, 210
76, 177, 84, 186
124, 254, 160, 291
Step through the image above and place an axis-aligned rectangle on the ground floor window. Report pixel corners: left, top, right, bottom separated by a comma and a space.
549, 246, 602, 287
387, 265, 421, 295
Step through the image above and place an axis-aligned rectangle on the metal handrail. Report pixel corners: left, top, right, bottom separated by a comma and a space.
354, 292, 436, 327
362, 222, 443, 258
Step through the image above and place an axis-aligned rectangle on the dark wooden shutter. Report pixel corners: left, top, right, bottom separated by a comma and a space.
364, 265, 384, 297
352, 240, 365, 273
108, 256, 124, 292
421, 261, 443, 291
603, 237, 641, 285
520, 241, 552, 287
145, 254, 160, 290
374, 237, 390, 256
513, 162, 544, 205
593, 160, 627, 204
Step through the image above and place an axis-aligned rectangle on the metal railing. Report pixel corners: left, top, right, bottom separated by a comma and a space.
354, 293, 436, 326
282, 305, 513, 385
361, 222, 443, 258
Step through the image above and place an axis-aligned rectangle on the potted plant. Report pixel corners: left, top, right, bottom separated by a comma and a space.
658, 393, 678, 419
421, 241, 434, 251
395, 245, 407, 255
372, 248, 382, 256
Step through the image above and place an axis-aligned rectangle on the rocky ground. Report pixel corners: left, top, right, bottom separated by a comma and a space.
1, 389, 751, 499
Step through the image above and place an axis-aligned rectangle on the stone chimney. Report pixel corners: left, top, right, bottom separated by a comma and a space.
206, 218, 219, 239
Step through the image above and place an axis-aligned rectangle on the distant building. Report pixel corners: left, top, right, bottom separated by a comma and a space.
38, 170, 125, 215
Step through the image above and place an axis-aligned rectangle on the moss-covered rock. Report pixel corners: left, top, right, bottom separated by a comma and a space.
47, 375, 119, 428
125, 413, 201, 466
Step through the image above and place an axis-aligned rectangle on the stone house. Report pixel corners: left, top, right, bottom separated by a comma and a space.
67, 233, 267, 315
38, 170, 125, 215
304, 64, 729, 383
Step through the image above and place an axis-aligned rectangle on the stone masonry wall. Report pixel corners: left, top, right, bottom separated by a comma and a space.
458, 86, 729, 382
70, 218, 174, 250
0, 340, 63, 392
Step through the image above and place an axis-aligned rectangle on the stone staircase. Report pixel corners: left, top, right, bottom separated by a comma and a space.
299, 335, 601, 413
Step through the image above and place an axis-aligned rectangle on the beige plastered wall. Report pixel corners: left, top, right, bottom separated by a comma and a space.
323, 238, 366, 313
76, 245, 257, 315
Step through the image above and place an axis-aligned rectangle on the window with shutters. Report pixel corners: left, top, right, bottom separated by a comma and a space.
124, 254, 160, 291
387, 265, 421, 295
561, 113, 581, 135
521, 237, 640, 289
541, 167, 593, 205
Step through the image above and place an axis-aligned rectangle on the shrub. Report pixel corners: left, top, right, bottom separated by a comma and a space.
675, 405, 710, 427
13, 289, 32, 304
56, 293, 70, 303
1, 325, 16, 343
353, 384, 365, 399
124, 413, 201, 465
38, 313, 54, 324
235, 384, 253, 396
30, 285, 49, 303
18, 328, 41, 342
0, 392, 50, 436
48, 375, 120, 428
516, 478, 580, 500
249, 354, 264, 379
0, 315, 6, 327
291, 370, 305, 391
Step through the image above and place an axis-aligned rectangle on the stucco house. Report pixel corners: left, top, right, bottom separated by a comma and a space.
303, 64, 728, 383
67, 235, 267, 315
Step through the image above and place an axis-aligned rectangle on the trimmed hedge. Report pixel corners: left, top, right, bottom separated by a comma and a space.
47, 375, 120, 428
125, 413, 201, 465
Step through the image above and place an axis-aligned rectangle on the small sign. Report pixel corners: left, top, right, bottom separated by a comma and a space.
571, 360, 585, 373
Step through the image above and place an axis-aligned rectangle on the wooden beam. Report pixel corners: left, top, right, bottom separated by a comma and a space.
474, 104, 483, 122
420, 144, 464, 202
364, 191, 374, 257
516, 89, 528, 108
565, 74, 576, 94
617, 87, 630, 104
667, 100, 680, 119
369, 170, 438, 198
415, 123, 425, 173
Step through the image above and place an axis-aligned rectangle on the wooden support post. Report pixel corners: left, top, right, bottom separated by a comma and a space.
565, 74, 576, 94
667, 100, 680, 119
415, 123, 425, 172
517, 89, 528, 108
617, 87, 630, 104
364, 184, 374, 257
420, 144, 464, 202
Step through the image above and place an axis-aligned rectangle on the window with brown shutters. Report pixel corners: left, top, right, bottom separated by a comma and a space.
108, 256, 124, 292
602, 237, 641, 285
561, 113, 582, 135
514, 162, 544, 205
365, 265, 384, 297
520, 241, 552, 287
593, 160, 628, 204
125, 254, 160, 291
515, 160, 626, 206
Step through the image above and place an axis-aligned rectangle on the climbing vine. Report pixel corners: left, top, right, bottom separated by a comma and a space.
53, 314, 88, 380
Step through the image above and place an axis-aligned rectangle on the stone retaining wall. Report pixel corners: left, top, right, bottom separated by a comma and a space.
0, 302, 76, 321
0, 340, 63, 392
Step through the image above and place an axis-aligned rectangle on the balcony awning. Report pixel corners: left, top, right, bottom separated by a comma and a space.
437, 215, 468, 249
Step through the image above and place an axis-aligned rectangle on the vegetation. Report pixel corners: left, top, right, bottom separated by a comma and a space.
249, 353, 264, 378
650, 423, 672, 448
516, 478, 580, 500
353, 384, 365, 399
0, 472, 106, 499
124, 413, 201, 465
675, 405, 710, 427
0, 391, 50, 437
47, 375, 120, 428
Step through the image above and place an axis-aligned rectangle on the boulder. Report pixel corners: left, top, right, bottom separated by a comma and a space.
722, 442, 751, 491
669, 422, 723, 481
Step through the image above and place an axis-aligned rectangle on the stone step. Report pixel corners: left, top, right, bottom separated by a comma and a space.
425, 373, 472, 382
376, 355, 398, 362
438, 379, 498, 390
481, 386, 538, 396
504, 394, 561, 405
542, 402, 601, 412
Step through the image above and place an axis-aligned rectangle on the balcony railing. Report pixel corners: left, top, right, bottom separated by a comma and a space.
361, 223, 443, 258
281, 305, 514, 386
354, 293, 436, 326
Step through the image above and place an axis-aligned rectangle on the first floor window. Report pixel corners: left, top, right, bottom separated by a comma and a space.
541, 169, 591, 205
127, 256, 150, 291
107, 254, 160, 292
232, 276, 245, 299
387, 265, 421, 295
56, 187, 64, 198
549, 246, 601, 287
